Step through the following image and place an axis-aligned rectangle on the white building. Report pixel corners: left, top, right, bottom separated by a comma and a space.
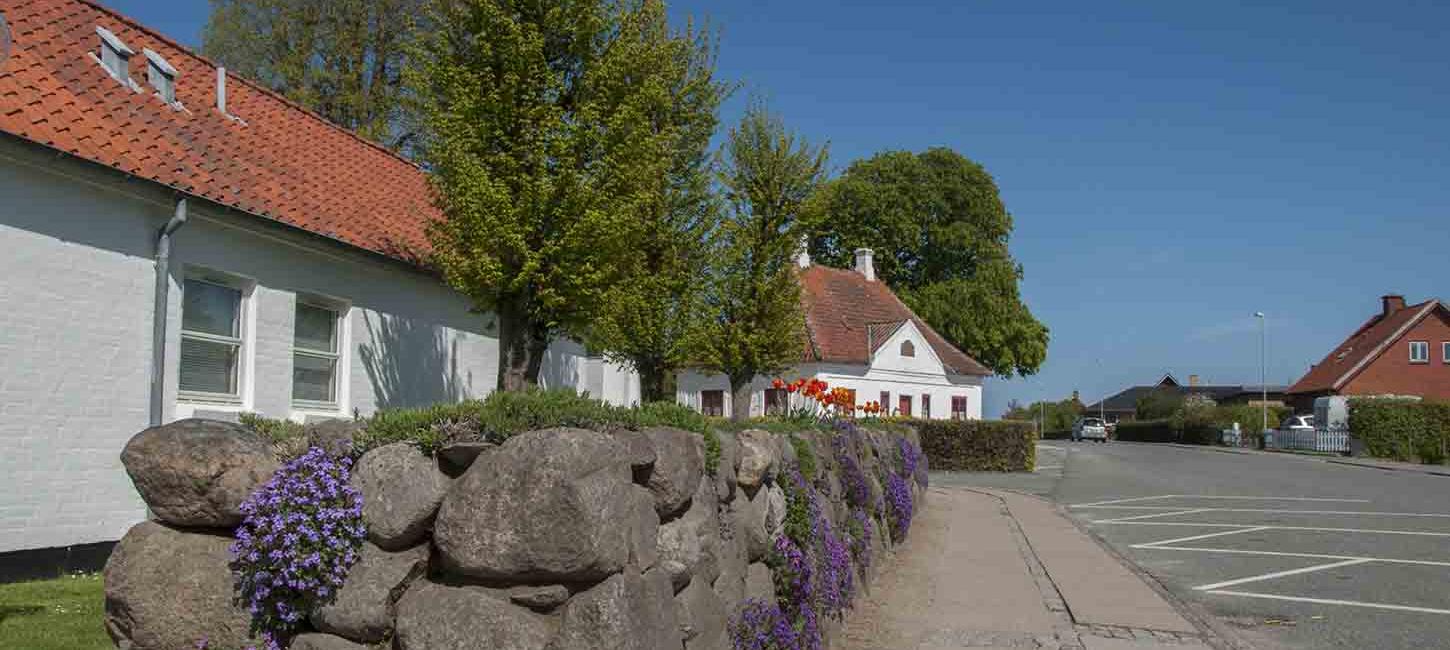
0, 0, 635, 569
677, 248, 989, 420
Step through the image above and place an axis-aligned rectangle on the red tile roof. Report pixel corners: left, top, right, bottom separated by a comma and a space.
798, 265, 990, 376
1288, 299, 1445, 394
0, 0, 437, 262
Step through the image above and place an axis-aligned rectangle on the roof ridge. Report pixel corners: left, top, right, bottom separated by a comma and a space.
74, 0, 422, 171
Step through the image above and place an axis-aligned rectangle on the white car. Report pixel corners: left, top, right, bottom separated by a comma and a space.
1280, 414, 1315, 433
1073, 417, 1109, 442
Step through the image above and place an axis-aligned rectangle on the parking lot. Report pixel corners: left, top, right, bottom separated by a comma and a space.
938, 441, 1450, 649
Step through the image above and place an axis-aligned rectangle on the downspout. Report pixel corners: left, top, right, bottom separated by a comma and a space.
149, 198, 188, 427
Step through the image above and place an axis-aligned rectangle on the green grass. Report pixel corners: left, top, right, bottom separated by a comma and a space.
0, 573, 110, 650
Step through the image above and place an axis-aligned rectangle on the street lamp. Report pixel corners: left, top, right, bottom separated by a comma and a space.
1254, 312, 1266, 439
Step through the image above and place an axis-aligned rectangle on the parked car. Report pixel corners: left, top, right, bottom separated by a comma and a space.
1279, 414, 1315, 433
1073, 417, 1109, 442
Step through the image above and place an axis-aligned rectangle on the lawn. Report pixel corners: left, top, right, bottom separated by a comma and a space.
0, 573, 110, 649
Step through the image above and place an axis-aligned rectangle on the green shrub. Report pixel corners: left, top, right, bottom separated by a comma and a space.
1113, 419, 1176, 443
789, 434, 817, 482
238, 412, 309, 458
914, 419, 1035, 472
1349, 398, 1450, 464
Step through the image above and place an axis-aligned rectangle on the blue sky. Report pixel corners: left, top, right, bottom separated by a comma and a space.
107, 0, 1450, 417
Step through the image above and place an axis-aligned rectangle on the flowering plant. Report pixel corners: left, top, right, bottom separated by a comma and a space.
230, 447, 366, 647
729, 598, 800, 650
847, 507, 874, 571
884, 471, 914, 543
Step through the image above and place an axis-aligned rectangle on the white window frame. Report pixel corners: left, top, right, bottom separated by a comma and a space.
1443, 342, 1450, 364
292, 296, 348, 412
177, 274, 252, 405
1410, 340, 1429, 364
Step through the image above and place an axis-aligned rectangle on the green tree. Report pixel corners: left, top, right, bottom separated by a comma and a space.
806, 147, 1048, 377
582, 8, 729, 403
695, 105, 827, 420
202, 0, 423, 150
415, 0, 689, 391
1135, 389, 1184, 420
1004, 397, 1084, 433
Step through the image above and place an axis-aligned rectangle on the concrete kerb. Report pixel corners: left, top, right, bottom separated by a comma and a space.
1164, 442, 1450, 477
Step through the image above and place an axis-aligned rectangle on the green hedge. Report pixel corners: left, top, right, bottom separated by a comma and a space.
1113, 419, 1176, 443
914, 419, 1036, 472
1349, 399, 1450, 464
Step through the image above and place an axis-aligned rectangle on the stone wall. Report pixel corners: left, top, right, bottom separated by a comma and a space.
103, 418, 923, 649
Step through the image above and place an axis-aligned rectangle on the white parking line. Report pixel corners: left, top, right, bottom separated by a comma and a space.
1193, 558, 1374, 591
1086, 506, 1450, 518
1102, 521, 1450, 538
1202, 590, 1450, 616
1137, 545, 1450, 568
1069, 494, 1373, 508
1099, 508, 1214, 523
1135, 526, 1270, 548
1071, 495, 1175, 508
1035, 465, 1062, 471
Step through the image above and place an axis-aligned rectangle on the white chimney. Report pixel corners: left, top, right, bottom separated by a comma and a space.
854, 248, 875, 281
796, 235, 811, 269
216, 66, 227, 115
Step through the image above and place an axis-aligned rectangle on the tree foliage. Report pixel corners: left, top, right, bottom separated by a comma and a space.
202, 0, 423, 150
807, 147, 1048, 377
1135, 388, 1184, 420
581, 6, 729, 402
1003, 396, 1084, 433
695, 105, 827, 420
415, 0, 696, 390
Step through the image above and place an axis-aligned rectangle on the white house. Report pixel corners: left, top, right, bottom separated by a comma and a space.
0, 0, 635, 571
677, 248, 989, 420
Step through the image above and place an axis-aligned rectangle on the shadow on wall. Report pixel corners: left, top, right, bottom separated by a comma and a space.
359, 313, 472, 409
539, 338, 586, 396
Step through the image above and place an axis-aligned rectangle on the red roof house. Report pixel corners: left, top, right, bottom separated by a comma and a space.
1287, 295, 1450, 409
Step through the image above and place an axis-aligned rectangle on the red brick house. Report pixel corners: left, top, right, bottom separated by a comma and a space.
1287, 295, 1450, 411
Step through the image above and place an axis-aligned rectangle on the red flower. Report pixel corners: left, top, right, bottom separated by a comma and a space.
786, 384, 797, 394
772, 378, 785, 390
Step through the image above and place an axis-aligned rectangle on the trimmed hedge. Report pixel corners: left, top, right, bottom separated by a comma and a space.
1349, 398, 1450, 464
914, 419, 1036, 472
1113, 419, 1176, 443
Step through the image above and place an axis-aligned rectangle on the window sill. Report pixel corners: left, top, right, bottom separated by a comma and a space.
178, 392, 244, 407
292, 401, 343, 416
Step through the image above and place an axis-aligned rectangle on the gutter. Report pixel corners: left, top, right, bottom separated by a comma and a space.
149, 198, 188, 427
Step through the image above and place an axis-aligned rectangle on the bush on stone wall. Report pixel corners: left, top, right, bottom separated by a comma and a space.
1349, 398, 1450, 464
913, 419, 1036, 471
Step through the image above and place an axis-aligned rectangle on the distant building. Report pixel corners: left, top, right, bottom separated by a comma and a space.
1286, 295, 1450, 411
1084, 374, 1287, 423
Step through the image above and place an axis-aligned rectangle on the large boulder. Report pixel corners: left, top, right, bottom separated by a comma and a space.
508, 585, 571, 612
714, 430, 740, 503
642, 427, 705, 518
291, 633, 367, 650
103, 521, 256, 650
351, 443, 451, 550
394, 580, 553, 650
735, 429, 777, 494
744, 562, 774, 603
120, 418, 278, 528
305, 419, 362, 457
625, 485, 660, 571
548, 571, 679, 650
712, 533, 748, 614
764, 484, 788, 543
655, 478, 721, 592
610, 429, 657, 479
437, 441, 496, 476
434, 428, 633, 583
675, 574, 728, 650
731, 486, 770, 562
311, 542, 428, 643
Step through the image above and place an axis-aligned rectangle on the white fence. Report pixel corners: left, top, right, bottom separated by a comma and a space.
1266, 426, 1350, 454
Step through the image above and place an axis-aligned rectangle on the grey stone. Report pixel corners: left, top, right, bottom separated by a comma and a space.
764, 483, 788, 543
290, 633, 367, 650
625, 485, 660, 571
655, 478, 721, 592
675, 574, 728, 650
735, 429, 778, 494
508, 584, 571, 612
777, 432, 798, 468
395, 580, 553, 650
306, 419, 362, 457
744, 562, 774, 602
103, 521, 257, 650
120, 418, 278, 528
611, 429, 657, 476
713, 534, 747, 614
714, 430, 740, 503
351, 442, 451, 550
434, 428, 633, 583
437, 440, 496, 475
311, 542, 428, 643
643, 426, 705, 518
731, 485, 769, 563
548, 571, 680, 650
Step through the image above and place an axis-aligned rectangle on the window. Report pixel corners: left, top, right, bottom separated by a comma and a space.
1410, 341, 1429, 364
764, 388, 788, 416
701, 390, 725, 417
143, 48, 177, 103
951, 395, 969, 420
900, 340, 915, 357
898, 394, 912, 417
180, 278, 244, 399
1443, 342, 1450, 364
921, 394, 931, 419
293, 300, 341, 406
880, 391, 890, 413
95, 26, 134, 84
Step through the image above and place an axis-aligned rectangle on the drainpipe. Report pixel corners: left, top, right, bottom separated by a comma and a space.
150, 198, 188, 427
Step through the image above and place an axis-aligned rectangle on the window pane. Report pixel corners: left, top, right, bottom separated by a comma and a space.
182, 280, 240, 337
295, 302, 338, 352
180, 337, 238, 394
293, 354, 336, 403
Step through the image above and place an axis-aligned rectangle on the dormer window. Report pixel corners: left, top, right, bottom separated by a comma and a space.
901, 340, 915, 357
95, 26, 134, 85
143, 49, 177, 103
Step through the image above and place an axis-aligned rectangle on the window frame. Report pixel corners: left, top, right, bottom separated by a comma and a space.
701, 390, 725, 417
951, 395, 969, 420
898, 394, 912, 418
900, 340, 915, 357
1443, 342, 1450, 364
291, 297, 346, 410
921, 394, 931, 419
1410, 340, 1430, 364
177, 275, 248, 405
764, 388, 789, 416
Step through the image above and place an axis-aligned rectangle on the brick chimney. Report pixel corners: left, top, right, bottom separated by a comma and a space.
1188, 374, 1200, 387
854, 248, 875, 281
1381, 294, 1406, 318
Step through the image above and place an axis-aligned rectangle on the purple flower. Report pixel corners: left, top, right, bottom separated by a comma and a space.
730, 599, 799, 650
885, 472, 914, 543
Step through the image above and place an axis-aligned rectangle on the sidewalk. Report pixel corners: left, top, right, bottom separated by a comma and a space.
839, 487, 1215, 650
1168, 443, 1450, 477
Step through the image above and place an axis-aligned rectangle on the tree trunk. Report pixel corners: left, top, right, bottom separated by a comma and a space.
730, 378, 753, 422
638, 363, 667, 404
496, 302, 550, 392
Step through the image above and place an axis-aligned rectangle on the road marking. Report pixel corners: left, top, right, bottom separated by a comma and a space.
1071, 495, 1176, 508
1136, 545, 1450, 568
1193, 558, 1374, 591
1084, 506, 1450, 518
1134, 526, 1271, 548
1069, 494, 1372, 508
1035, 465, 1062, 471
1202, 590, 1450, 616
1100, 521, 1450, 538
1099, 508, 1214, 523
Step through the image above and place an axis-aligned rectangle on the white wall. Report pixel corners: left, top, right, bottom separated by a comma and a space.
539, 338, 641, 407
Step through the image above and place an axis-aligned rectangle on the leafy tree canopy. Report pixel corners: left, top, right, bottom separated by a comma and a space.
807, 147, 1048, 377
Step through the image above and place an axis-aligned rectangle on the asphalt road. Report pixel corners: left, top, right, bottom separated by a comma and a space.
934, 441, 1450, 650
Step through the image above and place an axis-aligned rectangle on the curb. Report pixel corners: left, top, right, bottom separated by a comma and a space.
1164, 443, 1450, 477
1324, 458, 1450, 477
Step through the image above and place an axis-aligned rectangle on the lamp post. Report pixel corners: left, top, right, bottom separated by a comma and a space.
1255, 312, 1267, 438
